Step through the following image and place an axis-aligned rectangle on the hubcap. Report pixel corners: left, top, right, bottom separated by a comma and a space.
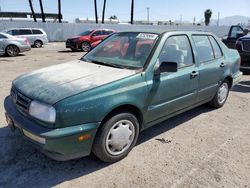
217, 83, 228, 104
105, 120, 135, 156
82, 43, 90, 51
7, 46, 18, 56
35, 41, 42, 48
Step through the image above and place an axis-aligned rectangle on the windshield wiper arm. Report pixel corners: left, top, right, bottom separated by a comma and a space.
90, 60, 125, 69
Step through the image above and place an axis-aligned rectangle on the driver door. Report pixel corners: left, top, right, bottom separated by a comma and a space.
145, 35, 199, 124
226, 26, 244, 49
91, 30, 104, 43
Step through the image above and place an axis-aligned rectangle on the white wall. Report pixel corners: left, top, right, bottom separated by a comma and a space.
0, 20, 230, 41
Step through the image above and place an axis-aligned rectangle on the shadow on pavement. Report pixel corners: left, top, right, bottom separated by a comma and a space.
232, 81, 250, 93
0, 104, 214, 188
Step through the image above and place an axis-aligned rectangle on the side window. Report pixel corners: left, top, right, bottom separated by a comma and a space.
229, 26, 244, 38
159, 35, 194, 68
12, 30, 20, 36
93, 31, 103, 36
32, 29, 43, 34
19, 29, 32, 35
0, 34, 7, 39
192, 35, 214, 63
209, 36, 223, 59
7, 30, 13, 35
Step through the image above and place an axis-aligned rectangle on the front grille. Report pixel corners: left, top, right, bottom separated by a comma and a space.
242, 40, 250, 52
11, 88, 32, 113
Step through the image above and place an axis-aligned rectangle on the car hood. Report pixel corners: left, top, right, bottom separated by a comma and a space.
13, 60, 137, 104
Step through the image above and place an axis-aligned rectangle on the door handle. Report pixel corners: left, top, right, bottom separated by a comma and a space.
190, 71, 199, 78
220, 62, 226, 68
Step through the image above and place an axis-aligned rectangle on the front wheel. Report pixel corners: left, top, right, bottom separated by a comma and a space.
210, 80, 230, 108
92, 112, 139, 163
81, 42, 91, 52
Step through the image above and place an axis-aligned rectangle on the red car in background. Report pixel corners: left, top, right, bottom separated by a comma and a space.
66, 29, 115, 52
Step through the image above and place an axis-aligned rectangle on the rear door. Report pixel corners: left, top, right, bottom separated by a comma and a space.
18, 29, 34, 44
145, 35, 199, 123
192, 35, 224, 102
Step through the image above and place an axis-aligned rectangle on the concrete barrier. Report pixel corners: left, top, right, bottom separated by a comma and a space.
0, 20, 230, 41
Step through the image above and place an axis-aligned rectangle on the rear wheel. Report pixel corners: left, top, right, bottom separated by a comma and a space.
5, 45, 19, 57
81, 42, 91, 52
34, 40, 43, 48
92, 112, 139, 163
210, 80, 230, 108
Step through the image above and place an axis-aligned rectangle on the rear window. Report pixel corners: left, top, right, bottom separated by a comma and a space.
32, 29, 43, 34
192, 35, 214, 63
209, 36, 223, 59
19, 29, 32, 35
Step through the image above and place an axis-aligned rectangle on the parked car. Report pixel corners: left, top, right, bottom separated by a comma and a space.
0, 32, 31, 57
66, 29, 115, 52
222, 25, 250, 71
3, 28, 48, 48
4, 30, 242, 163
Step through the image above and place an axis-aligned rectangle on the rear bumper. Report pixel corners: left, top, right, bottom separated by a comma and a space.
4, 96, 100, 161
232, 71, 243, 87
19, 45, 31, 52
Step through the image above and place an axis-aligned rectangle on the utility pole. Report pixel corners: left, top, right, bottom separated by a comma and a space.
217, 12, 220, 26
130, 0, 134, 24
147, 7, 149, 24
28, 0, 37, 22
94, 0, 98, 24
58, 0, 62, 23
102, 0, 106, 24
39, 0, 45, 22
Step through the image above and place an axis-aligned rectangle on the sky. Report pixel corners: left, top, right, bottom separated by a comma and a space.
0, 0, 249, 22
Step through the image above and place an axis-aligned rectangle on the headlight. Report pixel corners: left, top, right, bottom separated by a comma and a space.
29, 101, 56, 123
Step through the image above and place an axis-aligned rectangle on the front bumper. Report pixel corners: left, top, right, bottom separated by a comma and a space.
232, 71, 243, 87
66, 41, 79, 49
4, 96, 100, 161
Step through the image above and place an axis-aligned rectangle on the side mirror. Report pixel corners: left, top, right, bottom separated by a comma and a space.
159, 61, 178, 73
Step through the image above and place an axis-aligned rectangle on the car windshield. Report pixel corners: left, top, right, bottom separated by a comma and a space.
82, 32, 159, 69
79, 30, 92, 36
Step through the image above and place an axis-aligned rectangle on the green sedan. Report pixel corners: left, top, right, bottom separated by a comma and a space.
4, 30, 242, 162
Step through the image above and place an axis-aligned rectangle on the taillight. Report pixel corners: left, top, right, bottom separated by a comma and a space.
235, 40, 243, 53
24, 38, 29, 44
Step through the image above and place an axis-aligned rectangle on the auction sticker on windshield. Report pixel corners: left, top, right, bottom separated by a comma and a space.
136, 33, 158, 40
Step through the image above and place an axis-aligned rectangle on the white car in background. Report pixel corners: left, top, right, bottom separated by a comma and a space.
3, 28, 48, 48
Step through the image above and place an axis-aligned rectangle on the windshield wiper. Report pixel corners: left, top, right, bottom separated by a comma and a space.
89, 60, 125, 69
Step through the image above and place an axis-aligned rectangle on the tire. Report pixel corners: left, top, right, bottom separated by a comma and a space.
5, 45, 19, 57
210, 80, 230, 108
81, 42, 91, 52
34, 40, 43, 48
92, 112, 140, 163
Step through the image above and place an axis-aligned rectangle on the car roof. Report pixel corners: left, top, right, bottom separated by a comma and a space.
6, 28, 43, 30
118, 29, 213, 36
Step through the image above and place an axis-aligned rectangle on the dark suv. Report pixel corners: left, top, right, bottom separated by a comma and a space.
222, 25, 250, 71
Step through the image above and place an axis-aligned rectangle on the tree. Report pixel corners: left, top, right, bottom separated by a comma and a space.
204, 9, 212, 26
28, 0, 37, 22
102, 0, 106, 24
58, 0, 62, 23
130, 0, 134, 24
109, 15, 117, 20
39, 0, 45, 22
94, 0, 98, 24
